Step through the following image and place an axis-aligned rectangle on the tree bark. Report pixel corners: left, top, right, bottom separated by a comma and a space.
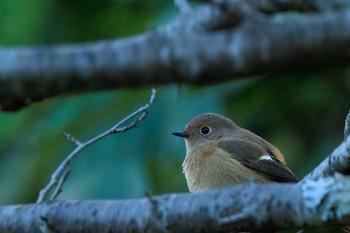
2, 0, 350, 111
1, 176, 350, 233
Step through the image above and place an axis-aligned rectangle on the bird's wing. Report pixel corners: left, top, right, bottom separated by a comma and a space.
217, 139, 298, 182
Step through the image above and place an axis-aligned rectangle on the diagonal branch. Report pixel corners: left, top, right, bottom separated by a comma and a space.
36, 86, 156, 203
304, 110, 350, 180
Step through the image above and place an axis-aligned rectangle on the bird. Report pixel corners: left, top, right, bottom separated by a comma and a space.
172, 113, 350, 233
172, 112, 298, 193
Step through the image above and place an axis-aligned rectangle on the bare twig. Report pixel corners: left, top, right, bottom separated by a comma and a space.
49, 169, 70, 201
36, 86, 157, 203
61, 132, 81, 146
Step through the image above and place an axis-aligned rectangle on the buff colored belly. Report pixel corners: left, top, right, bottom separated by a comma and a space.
183, 146, 268, 192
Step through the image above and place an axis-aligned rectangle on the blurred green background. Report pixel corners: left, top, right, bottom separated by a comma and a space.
0, 1, 349, 232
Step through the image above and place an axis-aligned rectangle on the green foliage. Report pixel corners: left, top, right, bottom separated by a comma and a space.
0, 0, 176, 203
0, 2, 349, 232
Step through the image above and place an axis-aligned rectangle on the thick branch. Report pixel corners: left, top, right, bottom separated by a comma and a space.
197, 0, 350, 13
2, 2, 350, 110
0, 176, 350, 233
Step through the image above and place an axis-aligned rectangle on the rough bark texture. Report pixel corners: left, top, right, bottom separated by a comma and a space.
1, 0, 350, 111
0, 177, 350, 233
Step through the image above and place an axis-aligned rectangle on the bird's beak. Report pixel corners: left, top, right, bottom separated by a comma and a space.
172, 131, 190, 138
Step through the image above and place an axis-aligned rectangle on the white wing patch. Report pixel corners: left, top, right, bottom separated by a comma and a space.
259, 155, 273, 161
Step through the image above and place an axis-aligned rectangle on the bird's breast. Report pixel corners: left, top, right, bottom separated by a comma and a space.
182, 143, 268, 192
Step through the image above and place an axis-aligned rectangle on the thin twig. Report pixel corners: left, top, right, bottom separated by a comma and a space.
36, 86, 157, 203
61, 132, 81, 146
174, 0, 192, 14
49, 169, 71, 201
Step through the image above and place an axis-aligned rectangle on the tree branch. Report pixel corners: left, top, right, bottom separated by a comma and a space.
36, 86, 156, 203
1, 176, 350, 233
304, 110, 350, 180
2, 0, 350, 111
196, 0, 350, 13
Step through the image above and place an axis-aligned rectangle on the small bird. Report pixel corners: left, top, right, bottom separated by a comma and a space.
172, 113, 298, 192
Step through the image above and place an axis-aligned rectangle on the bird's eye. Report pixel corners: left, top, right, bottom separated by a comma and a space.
200, 126, 210, 135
